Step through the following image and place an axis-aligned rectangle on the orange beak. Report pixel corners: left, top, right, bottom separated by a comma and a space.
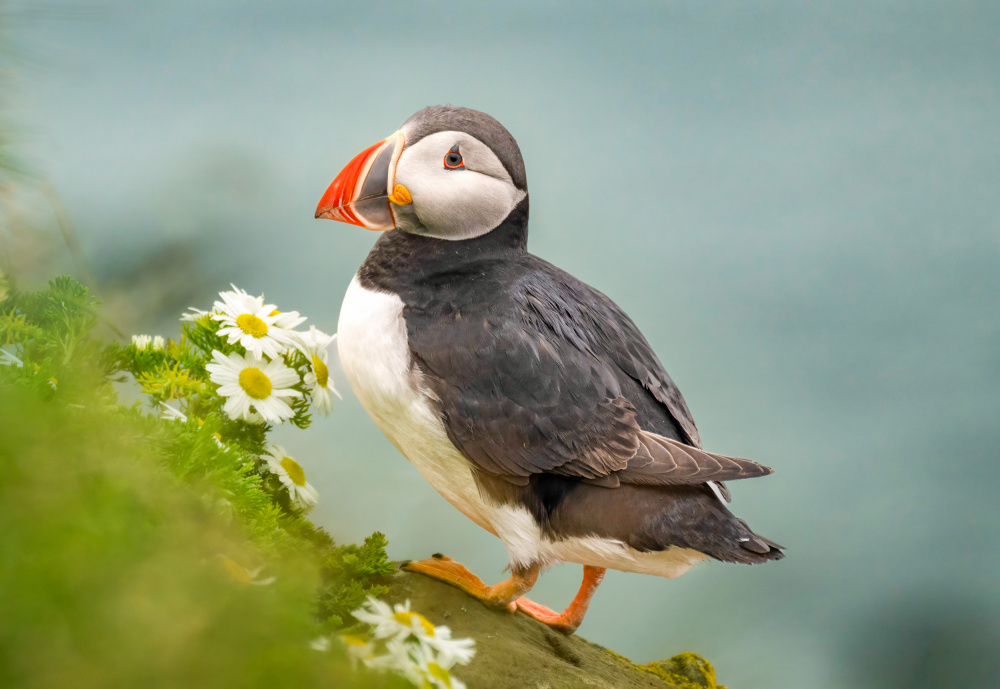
315, 131, 404, 231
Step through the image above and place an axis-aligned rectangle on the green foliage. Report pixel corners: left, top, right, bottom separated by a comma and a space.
13, 275, 98, 355
0, 275, 406, 689
0, 275, 114, 400
318, 532, 396, 629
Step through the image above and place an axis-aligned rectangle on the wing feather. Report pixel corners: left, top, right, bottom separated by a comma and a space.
406, 259, 770, 487
614, 432, 773, 484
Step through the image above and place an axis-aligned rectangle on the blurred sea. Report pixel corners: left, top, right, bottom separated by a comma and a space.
5, 2, 999, 687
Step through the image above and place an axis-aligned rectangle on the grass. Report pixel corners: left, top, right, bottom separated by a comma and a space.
0, 276, 405, 688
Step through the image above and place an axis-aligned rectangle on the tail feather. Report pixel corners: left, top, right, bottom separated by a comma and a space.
648, 489, 786, 565
735, 519, 785, 562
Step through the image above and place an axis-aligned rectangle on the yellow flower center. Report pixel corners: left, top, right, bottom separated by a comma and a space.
280, 456, 306, 486
219, 555, 251, 585
268, 309, 281, 316
393, 611, 435, 636
312, 354, 329, 387
426, 663, 451, 687
238, 367, 272, 399
236, 313, 269, 338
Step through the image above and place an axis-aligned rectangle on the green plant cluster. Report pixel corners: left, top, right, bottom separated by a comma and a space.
0, 275, 403, 689
317, 531, 394, 629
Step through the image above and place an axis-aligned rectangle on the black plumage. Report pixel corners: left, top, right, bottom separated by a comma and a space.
358, 197, 782, 564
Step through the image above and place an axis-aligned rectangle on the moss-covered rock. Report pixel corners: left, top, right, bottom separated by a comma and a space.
639, 652, 726, 688
384, 568, 729, 688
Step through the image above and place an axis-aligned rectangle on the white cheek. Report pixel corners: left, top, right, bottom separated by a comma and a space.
393, 131, 526, 240
403, 170, 523, 239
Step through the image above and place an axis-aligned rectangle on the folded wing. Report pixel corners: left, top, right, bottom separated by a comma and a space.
407, 261, 772, 487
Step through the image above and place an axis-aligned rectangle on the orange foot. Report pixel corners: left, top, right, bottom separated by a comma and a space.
515, 597, 582, 635
514, 564, 607, 635
402, 554, 537, 612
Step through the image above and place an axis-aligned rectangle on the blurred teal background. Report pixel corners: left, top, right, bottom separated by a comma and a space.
6, 1, 999, 687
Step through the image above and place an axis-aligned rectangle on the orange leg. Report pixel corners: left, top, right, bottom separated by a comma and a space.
515, 565, 607, 635
402, 554, 539, 612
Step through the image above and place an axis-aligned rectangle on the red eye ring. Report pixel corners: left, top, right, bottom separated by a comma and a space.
443, 149, 464, 169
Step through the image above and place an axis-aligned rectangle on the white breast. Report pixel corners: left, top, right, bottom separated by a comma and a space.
337, 274, 708, 579
337, 276, 497, 534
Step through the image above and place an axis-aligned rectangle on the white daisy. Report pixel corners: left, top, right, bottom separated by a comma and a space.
354, 598, 475, 667
310, 636, 332, 652
393, 604, 440, 644
152, 335, 165, 351
354, 599, 432, 643
353, 597, 408, 641
339, 634, 375, 663
211, 285, 305, 360
180, 307, 210, 322
205, 350, 302, 424
296, 326, 341, 415
262, 443, 319, 510
271, 307, 308, 330
420, 624, 475, 668
159, 401, 187, 421
366, 637, 423, 684
410, 642, 468, 689
366, 635, 471, 689
132, 334, 152, 350
352, 599, 476, 689
0, 349, 23, 367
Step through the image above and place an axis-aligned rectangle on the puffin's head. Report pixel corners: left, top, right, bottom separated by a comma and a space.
315, 105, 527, 240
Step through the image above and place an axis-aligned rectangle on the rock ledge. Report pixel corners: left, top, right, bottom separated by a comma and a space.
385, 569, 727, 689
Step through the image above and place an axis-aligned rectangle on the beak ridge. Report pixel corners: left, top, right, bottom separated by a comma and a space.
315, 132, 403, 231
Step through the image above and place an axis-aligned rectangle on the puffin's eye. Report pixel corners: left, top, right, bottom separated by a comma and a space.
443, 145, 464, 170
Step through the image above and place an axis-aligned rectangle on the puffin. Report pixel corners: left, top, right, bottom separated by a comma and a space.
315, 105, 783, 635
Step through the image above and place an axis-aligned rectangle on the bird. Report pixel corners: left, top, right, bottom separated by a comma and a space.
315, 105, 783, 635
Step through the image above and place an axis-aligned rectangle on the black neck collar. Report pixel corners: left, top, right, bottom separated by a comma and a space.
358, 196, 530, 292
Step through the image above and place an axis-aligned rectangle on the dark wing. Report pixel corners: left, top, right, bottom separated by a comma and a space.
406, 261, 770, 486
586, 296, 702, 449
519, 262, 702, 448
